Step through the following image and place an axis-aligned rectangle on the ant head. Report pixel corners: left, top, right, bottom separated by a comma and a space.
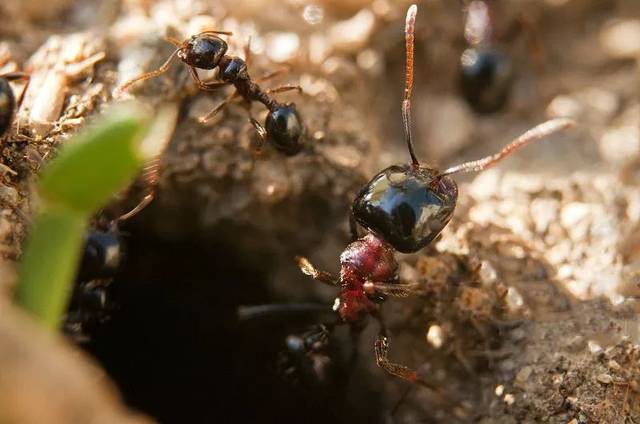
77, 230, 123, 282
179, 33, 228, 69
353, 165, 457, 253
266, 103, 305, 155
460, 47, 512, 113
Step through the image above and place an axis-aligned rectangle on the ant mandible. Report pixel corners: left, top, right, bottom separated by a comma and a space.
295, 4, 574, 382
119, 31, 305, 156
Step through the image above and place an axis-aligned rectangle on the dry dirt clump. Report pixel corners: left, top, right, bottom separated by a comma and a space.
0, 0, 640, 423
378, 171, 640, 423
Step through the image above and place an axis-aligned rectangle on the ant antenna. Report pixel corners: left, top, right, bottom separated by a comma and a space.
439, 118, 575, 177
119, 48, 182, 92
403, 4, 420, 167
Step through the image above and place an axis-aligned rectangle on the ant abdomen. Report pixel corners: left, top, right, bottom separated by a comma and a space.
0, 78, 16, 137
181, 35, 228, 69
265, 104, 305, 155
352, 165, 458, 253
459, 47, 513, 113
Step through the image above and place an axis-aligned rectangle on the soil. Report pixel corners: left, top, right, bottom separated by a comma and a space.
1, 0, 640, 423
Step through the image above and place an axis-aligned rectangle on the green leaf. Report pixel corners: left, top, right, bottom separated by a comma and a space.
14, 208, 86, 328
38, 103, 151, 213
16, 102, 155, 329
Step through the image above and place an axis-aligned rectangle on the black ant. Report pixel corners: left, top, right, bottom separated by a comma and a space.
0, 71, 29, 138
64, 227, 123, 342
119, 31, 305, 156
458, 0, 513, 113
290, 4, 574, 383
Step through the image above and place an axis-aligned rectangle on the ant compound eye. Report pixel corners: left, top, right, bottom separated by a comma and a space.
460, 47, 512, 113
0, 78, 16, 137
266, 105, 305, 155
352, 165, 458, 253
77, 231, 124, 282
184, 35, 228, 69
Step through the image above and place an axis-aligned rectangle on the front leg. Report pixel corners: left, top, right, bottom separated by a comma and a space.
374, 315, 418, 382
295, 256, 339, 287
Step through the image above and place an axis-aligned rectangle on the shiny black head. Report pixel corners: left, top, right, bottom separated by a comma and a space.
219, 56, 248, 82
180, 34, 228, 69
352, 165, 458, 253
76, 230, 123, 282
459, 47, 513, 113
266, 104, 305, 155
0, 77, 16, 137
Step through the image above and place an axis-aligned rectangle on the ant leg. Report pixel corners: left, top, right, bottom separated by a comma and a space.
244, 36, 252, 66
187, 66, 230, 92
295, 256, 339, 287
265, 84, 303, 95
118, 48, 181, 92
364, 281, 420, 298
117, 158, 161, 222
165, 36, 182, 47
198, 30, 233, 36
256, 66, 290, 83
373, 315, 418, 382
2, 72, 29, 82
199, 91, 238, 123
248, 116, 268, 153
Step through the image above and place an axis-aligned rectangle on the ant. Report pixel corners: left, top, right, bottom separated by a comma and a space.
119, 31, 305, 156
0, 71, 30, 138
64, 228, 123, 342
292, 4, 574, 383
458, 0, 513, 113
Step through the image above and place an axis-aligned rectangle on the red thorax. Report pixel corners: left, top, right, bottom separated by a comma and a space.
336, 233, 398, 322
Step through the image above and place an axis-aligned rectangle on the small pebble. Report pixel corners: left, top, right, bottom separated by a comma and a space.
596, 373, 613, 384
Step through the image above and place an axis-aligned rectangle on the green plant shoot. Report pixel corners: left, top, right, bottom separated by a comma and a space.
15, 102, 174, 329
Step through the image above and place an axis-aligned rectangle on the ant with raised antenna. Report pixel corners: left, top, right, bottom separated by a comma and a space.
289, 4, 574, 383
119, 31, 305, 156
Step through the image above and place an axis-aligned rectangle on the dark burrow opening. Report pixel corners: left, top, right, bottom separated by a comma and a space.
80, 225, 386, 424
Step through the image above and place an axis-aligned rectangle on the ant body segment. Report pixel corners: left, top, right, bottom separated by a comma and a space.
0, 71, 29, 138
64, 228, 124, 342
119, 31, 305, 155
292, 5, 574, 383
459, 0, 513, 113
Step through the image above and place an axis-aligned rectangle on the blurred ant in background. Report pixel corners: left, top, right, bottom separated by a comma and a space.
458, 0, 543, 113
0, 53, 30, 138
245, 4, 573, 384
64, 163, 162, 341
119, 30, 305, 155
64, 225, 123, 342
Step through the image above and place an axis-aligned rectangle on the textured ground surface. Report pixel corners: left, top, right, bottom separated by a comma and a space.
1, 0, 640, 422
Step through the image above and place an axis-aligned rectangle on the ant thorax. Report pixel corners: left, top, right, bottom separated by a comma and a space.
336, 233, 398, 322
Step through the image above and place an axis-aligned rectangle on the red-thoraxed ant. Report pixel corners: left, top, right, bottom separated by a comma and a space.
119, 31, 305, 155
291, 4, 574, 383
